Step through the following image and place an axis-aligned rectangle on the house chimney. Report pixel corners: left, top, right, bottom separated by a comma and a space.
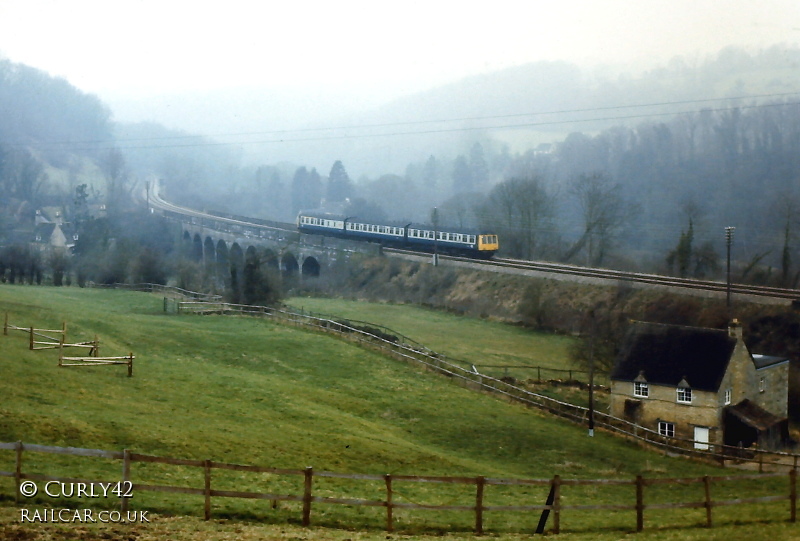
728, 318, 743, 340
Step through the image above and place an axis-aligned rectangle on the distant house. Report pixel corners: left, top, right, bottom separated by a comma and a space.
31, 209, 77, 251
33, 222, 68, 248
610, 320, 790, 451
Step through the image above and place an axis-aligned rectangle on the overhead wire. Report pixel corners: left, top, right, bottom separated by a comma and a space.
7, 90, 800, 152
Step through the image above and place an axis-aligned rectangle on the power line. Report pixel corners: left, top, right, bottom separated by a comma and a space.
8, 91, 800, 152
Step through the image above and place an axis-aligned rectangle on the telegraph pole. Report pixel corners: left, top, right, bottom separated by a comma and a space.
588, 309, 595, 437
725, 226, 735, 316
432, 207, 439, 267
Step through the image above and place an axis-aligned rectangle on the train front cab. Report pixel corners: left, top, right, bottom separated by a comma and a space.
477, 234, 499, 258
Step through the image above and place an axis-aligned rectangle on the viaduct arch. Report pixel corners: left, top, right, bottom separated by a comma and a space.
177, 222, 378, 287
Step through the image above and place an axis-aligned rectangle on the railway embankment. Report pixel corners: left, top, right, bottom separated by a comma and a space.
307, 254, 800, 364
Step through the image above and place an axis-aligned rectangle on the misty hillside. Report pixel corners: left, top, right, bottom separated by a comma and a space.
103, 46, 800, 179
335, 45, 800, 174
5, 45, 800, 287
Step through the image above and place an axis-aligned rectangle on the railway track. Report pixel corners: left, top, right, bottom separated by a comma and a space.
385, 248, 800, 302
148, 186, 799, 302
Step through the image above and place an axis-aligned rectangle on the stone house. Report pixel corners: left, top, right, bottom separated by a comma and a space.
610, 320, 790, 451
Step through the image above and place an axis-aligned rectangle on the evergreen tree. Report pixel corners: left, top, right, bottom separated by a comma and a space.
326, 160, 352, 203
290, 167, 322, 214
452, 155, 473, 193
469, 142, 489, 188
667, 219, 694, 278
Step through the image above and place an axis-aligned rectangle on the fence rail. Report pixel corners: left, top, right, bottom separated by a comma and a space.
176, 300, 800, 471
0, 441, 796, 535
89, 282, 223, 301
4, 314, 100, 354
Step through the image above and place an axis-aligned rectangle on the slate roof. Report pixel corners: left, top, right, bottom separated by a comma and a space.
726, 399, 786, 430
752, 354, 791, 370
611, 321, 736, 392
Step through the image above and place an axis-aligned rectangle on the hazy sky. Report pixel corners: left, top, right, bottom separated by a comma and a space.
2, 0, 799, 101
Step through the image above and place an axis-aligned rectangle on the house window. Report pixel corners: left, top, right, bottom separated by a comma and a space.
677, 387, 692, 404
633, 382, 649, 398
658, 421, 675, 438
724, 388, 732, 405
759, 377, 766, 393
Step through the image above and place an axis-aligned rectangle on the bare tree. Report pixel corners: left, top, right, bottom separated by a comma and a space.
480, 176, 556, 259
101, 148, 136, 213
4, 149, 48, 205
564, 173, 637, 266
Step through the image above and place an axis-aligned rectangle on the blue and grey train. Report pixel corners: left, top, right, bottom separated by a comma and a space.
297, 210, 499, 259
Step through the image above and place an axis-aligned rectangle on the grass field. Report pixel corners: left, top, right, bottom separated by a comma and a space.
0, 285, 797, 539
284, 296, 584, 380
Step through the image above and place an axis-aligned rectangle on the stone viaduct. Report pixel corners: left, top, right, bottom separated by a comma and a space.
173, 213, 381, 288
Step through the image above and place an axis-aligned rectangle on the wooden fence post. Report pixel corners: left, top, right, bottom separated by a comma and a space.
385, 474, 393, 532
121, 449, 131, 514
791, 468, 797, 523
3, 312, 8, 335
128, 353, 134, 377
302, 467, 313, 526
14, 441, 22, 504
204, 460, 212, 520
636, 475, 644, 532
475, 476, 485, 535
29, 327, 34, 350
552, 475, 561, 534
703, 475, 713, 527
62, 321, 67, 345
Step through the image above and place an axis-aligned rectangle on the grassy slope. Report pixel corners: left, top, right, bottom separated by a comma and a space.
0, 286, 795, 539
285, 296, 575, 371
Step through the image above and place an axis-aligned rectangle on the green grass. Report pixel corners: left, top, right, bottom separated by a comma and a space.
285, 296, 583, 381
0, 285, 796, 539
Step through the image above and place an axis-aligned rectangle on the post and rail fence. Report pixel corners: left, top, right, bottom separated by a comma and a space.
0, 441, 796, 535
4, 313, 99, 355
4, 313, 133, 376
176, 300, 800, 472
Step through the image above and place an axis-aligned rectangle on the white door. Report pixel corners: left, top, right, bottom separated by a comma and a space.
694, 427, 710, 450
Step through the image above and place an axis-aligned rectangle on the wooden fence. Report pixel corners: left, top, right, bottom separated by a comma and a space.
177, 301, 800, 472
4, 313, 133, 375
287, 308, 609, 385
58, 352, 135, 376
4, 314, 99, 354
0, 441, 795, 534
90, 282, 223, 301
